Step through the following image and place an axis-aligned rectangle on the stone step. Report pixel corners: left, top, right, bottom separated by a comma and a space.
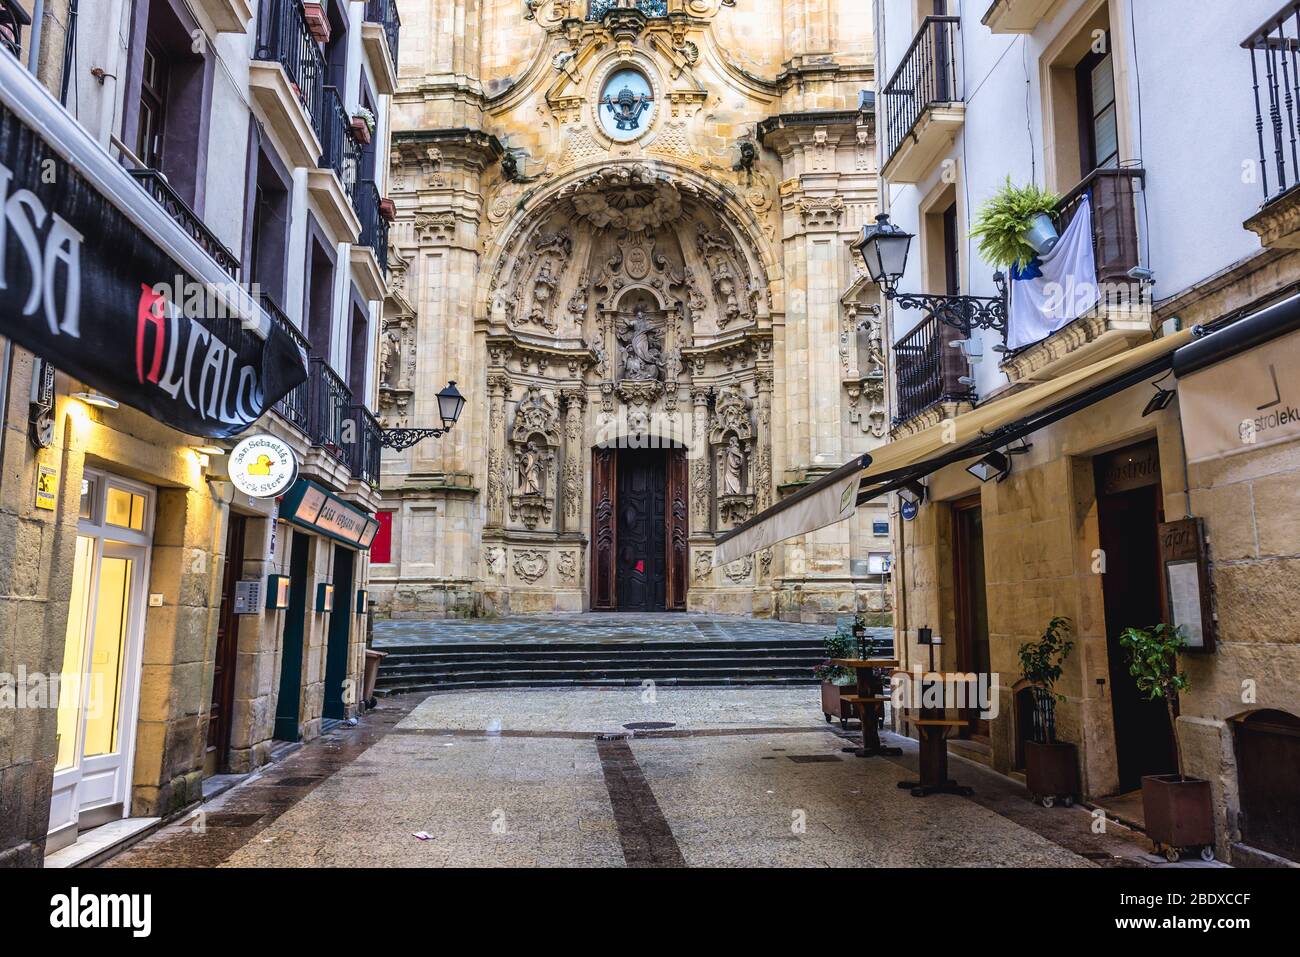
377, 675, 822, 694
372, 638, 831, 656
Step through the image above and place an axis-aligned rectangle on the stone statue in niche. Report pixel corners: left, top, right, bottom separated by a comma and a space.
379, 328, 402, 388
529, 261, 559, 327
721, 436, 744, 496
618, 307, 663, 382
518, 441, 545, 496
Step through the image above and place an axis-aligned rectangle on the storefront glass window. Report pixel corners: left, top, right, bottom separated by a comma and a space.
105, 487, 145, 531
82, 555, 133, 758
55, 536, 95, 771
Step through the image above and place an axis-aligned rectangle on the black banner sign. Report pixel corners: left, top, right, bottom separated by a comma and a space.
0, 98, 306, 438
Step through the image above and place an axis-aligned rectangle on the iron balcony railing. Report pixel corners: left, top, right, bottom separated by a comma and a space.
264, 296, 312, 433
1245, 3, 1300, 203
893, 311, 972, 425
1056, 167, 1145, 287
308, 356, 353, 462
348, 404, 382, 488
320, 85, 360, 201
1, 0, 31, 59
880, 16, 962, 169
127, 168, 241, 278
355, 179, 389, 273
255, 0, 325, 140
364, 0, 401, 69
587, 0, 667, 20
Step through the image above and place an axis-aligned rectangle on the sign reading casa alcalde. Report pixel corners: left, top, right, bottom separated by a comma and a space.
375, 0, 892, 622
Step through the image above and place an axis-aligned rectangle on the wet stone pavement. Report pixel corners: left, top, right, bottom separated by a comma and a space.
104, 687, 1210, 869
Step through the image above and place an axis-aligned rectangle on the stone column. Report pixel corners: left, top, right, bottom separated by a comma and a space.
486, 372, 509, 528
689, 386, 713, 532
560, 388, 586, 533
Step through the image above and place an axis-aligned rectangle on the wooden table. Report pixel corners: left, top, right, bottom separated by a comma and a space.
894, 671, 976, 797
829, 658, 901, 757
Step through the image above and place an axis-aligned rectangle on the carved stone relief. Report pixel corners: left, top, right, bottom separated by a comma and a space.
509, 387, 561, 529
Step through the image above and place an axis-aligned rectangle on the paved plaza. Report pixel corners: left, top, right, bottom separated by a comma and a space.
106, 686, 1211, 869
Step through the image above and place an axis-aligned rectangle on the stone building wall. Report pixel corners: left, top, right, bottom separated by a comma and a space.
374, 0, 896, 622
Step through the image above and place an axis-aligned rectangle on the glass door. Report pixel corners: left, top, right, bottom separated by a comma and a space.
48, 472, 153, 845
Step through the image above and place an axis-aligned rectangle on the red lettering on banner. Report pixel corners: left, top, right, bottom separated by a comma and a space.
136, 283, 166, 384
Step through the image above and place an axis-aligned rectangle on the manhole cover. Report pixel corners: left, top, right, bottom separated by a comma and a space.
622, 722, 676, 731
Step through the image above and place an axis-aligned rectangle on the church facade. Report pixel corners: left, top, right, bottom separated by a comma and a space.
372, 0, 891, 621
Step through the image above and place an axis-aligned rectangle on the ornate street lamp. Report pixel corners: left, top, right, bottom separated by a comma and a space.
380, 380, 466, 451
853, 213, 1008, 335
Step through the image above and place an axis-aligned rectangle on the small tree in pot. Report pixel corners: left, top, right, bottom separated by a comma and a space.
1018, 616, 1079, 807
816, 626, 859, 729
1119, 623, 1215, 862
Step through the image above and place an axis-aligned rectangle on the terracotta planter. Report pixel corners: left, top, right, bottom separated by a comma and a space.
351, 117, 372, 144
303, 2, 331, 43
1024, 740, 1079, 807
379, 198, 396, 222
820, 681, 859, 728
1141, 774, 1215, 861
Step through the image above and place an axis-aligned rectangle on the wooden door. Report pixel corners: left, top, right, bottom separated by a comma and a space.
591, 448, 617, 610
616, 450, 666, 611
208, 513, 246, 772
274, 531, 311, 742
952, 495, 991, 737
666, 446, 689, 611
1097, 476, 1176, 791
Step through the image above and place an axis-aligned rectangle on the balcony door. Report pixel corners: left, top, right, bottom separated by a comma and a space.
48, 473, 154, 849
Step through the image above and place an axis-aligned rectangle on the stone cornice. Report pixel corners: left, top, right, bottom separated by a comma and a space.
392, 128, 504, 166
757, 109, 872, 153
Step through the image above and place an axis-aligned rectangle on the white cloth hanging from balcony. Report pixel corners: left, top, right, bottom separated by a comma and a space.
1007, 194, 1099, 350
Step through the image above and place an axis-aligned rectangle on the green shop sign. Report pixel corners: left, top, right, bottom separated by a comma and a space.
280, 480, 380, 549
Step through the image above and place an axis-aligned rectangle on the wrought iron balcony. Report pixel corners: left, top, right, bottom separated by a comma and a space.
127, 168, 241, 278
880, 16, 962, 180
355, 179, 389, 273
348, 404, 382, 488
308, 356, 353, 462
893, 311, 973, 425
587, 0, 667, 20
1243, 5, 1300, 247
364, 0, 401, 68
1056, 167, 1144, 287
265, 296, 312, 433
320, 85, 360, 201
255, 0, 325, 136
1, 0, 31, 60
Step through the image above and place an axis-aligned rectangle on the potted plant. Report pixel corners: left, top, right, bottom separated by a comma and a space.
1119, 623, 1215, 862
815, 625, 859, 729
969, 177, 1062, 271
351, 107, 376, 145
1018, 616, 1079, 807
379, 196, 397, 222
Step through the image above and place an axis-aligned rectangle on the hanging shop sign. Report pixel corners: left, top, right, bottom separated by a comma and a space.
0, 57, 306, 437
229, 433, 298, 498
1158, 517, 1216, 654
280, 479, 379, 549
1179, 328, 1300, 464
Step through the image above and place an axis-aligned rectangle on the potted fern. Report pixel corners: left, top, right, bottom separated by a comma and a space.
1018, 616, 1079, 807
1119, 623, 1215, 862
816, 625, 859, 729
969, 177, 1062, 270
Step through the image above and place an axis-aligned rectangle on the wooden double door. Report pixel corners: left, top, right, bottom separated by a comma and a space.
591, 447, 688, 611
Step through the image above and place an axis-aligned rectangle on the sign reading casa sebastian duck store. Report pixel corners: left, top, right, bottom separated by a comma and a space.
0, 78, 306, 438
